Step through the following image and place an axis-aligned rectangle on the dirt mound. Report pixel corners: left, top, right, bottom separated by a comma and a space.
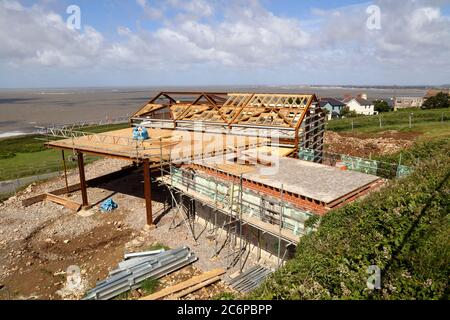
324, 131, 418, 158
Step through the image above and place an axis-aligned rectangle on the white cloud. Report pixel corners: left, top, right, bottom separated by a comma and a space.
0, 0, 105, 68
311, 0, 450, 70
106, 0, 312, 68
167, 0, 214, 18
0, 0, 449, 86
136, 0, 163, 20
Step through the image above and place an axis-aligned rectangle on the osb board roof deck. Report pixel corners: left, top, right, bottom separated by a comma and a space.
189, 146, 294, 176
132, 92, 318, 130
192, 156, 380, 204
47, 127, 268, 162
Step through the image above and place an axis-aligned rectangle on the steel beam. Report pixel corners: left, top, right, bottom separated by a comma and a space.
77, 152, 89, 207
61, 150, 69, 193
143, 158, 153, 225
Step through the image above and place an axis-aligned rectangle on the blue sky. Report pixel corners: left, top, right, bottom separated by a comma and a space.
1, 0, 450, 88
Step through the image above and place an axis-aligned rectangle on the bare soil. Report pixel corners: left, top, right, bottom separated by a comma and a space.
0, 158, 254, 300
324, 130, 420, 158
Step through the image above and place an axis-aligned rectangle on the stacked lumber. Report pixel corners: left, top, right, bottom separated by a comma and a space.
140, 268, 225, 300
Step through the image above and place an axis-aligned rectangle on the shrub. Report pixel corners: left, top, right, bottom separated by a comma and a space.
141, 278, 160, 295
251, 140, 449, 300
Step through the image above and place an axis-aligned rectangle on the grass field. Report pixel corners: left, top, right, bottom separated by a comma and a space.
326, 108, 450, 139
0, 123, 129, 181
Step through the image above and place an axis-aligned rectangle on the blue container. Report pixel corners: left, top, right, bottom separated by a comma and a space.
132, 127, 149, 141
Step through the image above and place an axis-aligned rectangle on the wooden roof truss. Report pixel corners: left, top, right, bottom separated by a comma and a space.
132, 92, 317, 131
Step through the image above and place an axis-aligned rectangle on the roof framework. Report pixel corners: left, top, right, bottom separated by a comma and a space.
131, 92, 317, 131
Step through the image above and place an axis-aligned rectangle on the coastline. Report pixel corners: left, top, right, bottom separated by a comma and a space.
0, 86, 430, 136
0, 131, 33, 139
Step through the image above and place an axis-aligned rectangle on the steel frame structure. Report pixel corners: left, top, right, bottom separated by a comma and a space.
156, 155, 297, 271
39, 91, 329, 271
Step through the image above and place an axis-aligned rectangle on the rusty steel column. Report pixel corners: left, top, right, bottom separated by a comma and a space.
143, 159, 153, 225
77, 152, 89, 207
61, 150, 69, 193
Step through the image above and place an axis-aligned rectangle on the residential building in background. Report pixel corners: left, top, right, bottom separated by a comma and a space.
394, 97, 424, 111
319, 98, 346, 119
343, 94, 376, 115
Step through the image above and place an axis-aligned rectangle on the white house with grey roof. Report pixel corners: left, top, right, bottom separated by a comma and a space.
343, 94, 376, 115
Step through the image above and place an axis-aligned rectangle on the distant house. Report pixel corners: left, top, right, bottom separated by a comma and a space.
319, 98, 346, 119
394, 97, 424, 111
343, 94, 376, 115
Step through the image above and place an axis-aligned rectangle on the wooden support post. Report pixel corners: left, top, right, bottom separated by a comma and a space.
77, 152, 89, 207
143, 159, 154, 226
61, 150, 69, 193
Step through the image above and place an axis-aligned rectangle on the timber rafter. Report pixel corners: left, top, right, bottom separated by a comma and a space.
132, 92, 318, 131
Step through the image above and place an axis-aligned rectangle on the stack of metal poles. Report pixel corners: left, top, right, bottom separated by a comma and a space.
228, 265, 273, 293
83, 246, 197, 300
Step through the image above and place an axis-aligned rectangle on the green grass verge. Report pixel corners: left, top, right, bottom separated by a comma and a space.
250, 139, 450, 300
213, 292, 238, 300
326, 108, 450, 139
140, 278, 160, 295
113, 278, 160, 300
0, 123, 129, 181
0, 149, 100, 181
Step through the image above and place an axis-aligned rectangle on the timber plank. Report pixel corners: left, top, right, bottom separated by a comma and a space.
140, 269, 225, 300
170, 276, 221, 300
45, 193, 82, 211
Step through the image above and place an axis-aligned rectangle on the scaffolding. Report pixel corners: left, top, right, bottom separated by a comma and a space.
155, 139, 300, 270
36, 120, 391, 273
38, 91, 330, 272
37, 119, 390, 269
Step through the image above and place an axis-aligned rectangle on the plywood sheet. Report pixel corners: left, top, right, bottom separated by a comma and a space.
48, 128, 267, 163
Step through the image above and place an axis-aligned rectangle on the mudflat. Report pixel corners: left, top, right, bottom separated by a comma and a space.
0, 86, 426, 136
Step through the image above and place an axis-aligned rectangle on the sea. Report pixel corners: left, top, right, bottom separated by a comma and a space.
0, 86, 427, 138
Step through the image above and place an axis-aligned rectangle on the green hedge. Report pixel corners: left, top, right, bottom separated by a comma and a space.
251, 140, 449, 300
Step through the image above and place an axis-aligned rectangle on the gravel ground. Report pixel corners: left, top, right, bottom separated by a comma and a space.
0, 157, 269, 300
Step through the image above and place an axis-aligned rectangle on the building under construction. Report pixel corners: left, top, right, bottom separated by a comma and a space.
42, 92, 383, 268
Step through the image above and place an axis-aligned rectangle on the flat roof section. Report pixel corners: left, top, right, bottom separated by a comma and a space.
193, 156, 380, 205
47, 127, 267, 162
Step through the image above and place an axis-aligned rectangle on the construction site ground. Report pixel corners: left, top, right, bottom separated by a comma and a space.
0, 131, 418, 300
0, 158, 248, 300
324, 130, 419, 158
